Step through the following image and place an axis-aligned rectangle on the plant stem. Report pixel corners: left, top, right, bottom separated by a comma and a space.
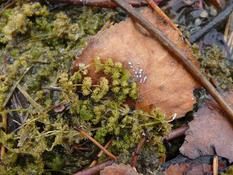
164, 124, 188, 141
3, 67, 32, 107
131, 136, 146, 167
76, 127, 117, 160
90, 139, 113, 167
16, 84, 43, 112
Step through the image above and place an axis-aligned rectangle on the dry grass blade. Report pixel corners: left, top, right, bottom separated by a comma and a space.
3, 67, 32, 107
16, 84, 43, 112
213, 156, 218, 175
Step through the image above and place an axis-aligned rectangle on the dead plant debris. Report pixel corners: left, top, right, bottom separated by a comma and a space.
73, 8, 200, 118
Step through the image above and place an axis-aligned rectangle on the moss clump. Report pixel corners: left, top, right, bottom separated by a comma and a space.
193, 45, 233, 89
0, 2, 117, 109
0, 3, 171, 174
221, 166, 233, 175
0, 58, 171, 174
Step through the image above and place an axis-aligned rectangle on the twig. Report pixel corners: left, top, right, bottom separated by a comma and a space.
0, 0, 15, 16
55, 0, 147, 8
112, 0, 233, 123
16, 84, 43, 112
164, 124, 188, 141
74, 160, 114, 175
145, 0, 181, 34
190, 3, 233, 43
131, 135, 146, 168
213, 155, 218, 175
90, 139, 113, 167
76, 127, 117, 160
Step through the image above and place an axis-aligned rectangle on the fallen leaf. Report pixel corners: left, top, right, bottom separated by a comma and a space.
100, 164, 140, 175
163, 155, 228, 175
164, 162, 212, 175
180, 91, 233, 162
73, 8, 200, 118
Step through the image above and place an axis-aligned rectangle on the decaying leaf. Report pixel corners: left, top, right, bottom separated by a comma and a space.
164, 162, 212, 175
163, 155, 228, 175
100, 164, 140, 175
180, 91, 233, 162
73, 8, 200, 118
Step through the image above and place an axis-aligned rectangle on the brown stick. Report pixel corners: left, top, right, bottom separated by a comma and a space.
90, 139, 113, 167
164, 125, 188, 141
145, 0, 180, 33
112, 0, 233, 123
131, 136, 146, 167
56, 0, 147, 8
76, 128, 117, 160
74, 160, 114, 175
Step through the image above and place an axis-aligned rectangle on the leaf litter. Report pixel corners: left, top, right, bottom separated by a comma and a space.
180, 91, 233, 162
1, 0, 233, 174
73, 8, 200, 118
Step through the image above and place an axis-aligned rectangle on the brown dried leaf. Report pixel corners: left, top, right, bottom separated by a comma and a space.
164, 162, 212, 175
73, 8, 200, 118
100, 164, 140, 175
180, 91, 233, 162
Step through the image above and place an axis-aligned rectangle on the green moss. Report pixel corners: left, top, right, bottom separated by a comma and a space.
0, 2, 171, 175
222, 166, 233, 175
193, 45, 233, 89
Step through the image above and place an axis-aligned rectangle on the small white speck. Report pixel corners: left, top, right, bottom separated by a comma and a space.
142, 76, 147, 83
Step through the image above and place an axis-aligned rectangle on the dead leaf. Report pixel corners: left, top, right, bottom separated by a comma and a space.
100, 164, 140, 175
164, 162, 212, 175
180, 91, 233, 162
73, 8, 200, 118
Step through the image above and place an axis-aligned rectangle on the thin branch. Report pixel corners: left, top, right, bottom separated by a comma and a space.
90, 139, 113, 167
131, 135, 146, 168
164, 124, 188, 141
55, 0, 147, 8
145, 0, 181, 34
76, 127, 117, 160
112, 0, 233, 123
0, 0, 15, 16
74, 160, 114, 175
